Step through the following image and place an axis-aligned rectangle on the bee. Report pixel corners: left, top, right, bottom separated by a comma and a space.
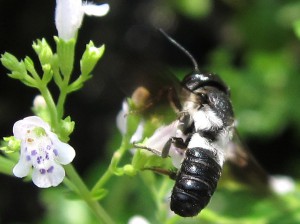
121, 28, 269, 217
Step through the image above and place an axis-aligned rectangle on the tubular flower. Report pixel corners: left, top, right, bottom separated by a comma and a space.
12, 116, 75, 188
55, 0, 109, 40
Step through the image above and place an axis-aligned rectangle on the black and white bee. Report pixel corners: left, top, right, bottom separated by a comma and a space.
120, 29, 269, 217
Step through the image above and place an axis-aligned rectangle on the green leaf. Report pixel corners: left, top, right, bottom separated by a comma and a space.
132, 149, 150, 170
0, 136, 21, 153
67, 75, 89, 93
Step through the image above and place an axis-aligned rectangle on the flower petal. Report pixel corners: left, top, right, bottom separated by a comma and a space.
269, 175, 295, 195
55, 0, 84, 40
130, 121, 144, 143
13, 152, 32, 177
116, 100, 129, 135
82, 3, 110, 16
50, 133, 75, 165
145, 121, 178, 151
13, 116, 50, 139
128, 215, 150, 224
32, 163, 65, 188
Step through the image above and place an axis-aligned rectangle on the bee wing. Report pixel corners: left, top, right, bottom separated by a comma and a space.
111, 26, 185, 116
114, 54, 185, 126
225, 130, 271, 192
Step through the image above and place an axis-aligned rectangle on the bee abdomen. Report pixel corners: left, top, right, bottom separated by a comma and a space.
170, 147, 222, 217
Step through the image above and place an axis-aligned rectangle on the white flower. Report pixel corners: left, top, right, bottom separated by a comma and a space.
269, 175, 295, 195
12, 116, 75, 188
55, 0, 109, 40
116, 100, 129, 136
116, 100, 145, 143
144, 120, 185, 168
128, 215, 150, 224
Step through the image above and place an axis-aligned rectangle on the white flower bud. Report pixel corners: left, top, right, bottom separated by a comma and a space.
55, 0, 109, 40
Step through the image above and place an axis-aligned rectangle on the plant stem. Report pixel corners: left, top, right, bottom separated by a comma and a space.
0, 156, 15, 176
56, 87, 68, 119
39, 86, 59, 129
64, 164, 115, 224
91, 136, 130, 193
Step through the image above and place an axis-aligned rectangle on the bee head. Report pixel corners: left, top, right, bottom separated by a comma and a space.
182, 71, 230, 95
158, 29, 230, 96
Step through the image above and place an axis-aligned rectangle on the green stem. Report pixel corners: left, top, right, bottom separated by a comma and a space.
56, 87, 68, 119
140, 172, 171, 223
0, 156, 15, 176
91, 135, 130, 193
56, 60, 73, 119
39, 86, 59, 129
64, 164, 115, 224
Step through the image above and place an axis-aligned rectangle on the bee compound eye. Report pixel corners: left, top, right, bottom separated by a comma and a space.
200, 93, 208, 103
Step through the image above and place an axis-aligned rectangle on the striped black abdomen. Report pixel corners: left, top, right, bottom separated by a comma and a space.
170, 147, 222, 217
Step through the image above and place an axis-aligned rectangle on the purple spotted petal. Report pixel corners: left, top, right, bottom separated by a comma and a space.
32, 163, 65, 188
13, 153, 32, 178
49, 132, 75, 165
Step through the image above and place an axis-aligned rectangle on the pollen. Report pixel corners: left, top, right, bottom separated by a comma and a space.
27, 138, 34, 143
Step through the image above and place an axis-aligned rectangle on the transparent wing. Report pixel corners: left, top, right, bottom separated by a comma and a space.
225, 130, 271, 192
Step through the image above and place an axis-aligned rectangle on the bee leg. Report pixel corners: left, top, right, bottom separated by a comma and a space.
133, 142, 165, 157
162, 137, 187, 158
143, 167, 177, 180
178, 112, 194, 135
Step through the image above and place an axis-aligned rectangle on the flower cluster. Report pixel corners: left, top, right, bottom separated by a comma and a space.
13, 116, 75, 188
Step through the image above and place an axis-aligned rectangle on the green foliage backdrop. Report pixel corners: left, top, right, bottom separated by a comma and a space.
1, 0, 300, 223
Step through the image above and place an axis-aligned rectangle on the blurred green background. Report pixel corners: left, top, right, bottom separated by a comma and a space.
1, 0, 300, 223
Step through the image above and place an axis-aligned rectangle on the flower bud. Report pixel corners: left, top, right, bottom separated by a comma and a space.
80, 41, 105, 76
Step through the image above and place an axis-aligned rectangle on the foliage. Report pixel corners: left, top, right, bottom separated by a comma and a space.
1, 0, 300, 224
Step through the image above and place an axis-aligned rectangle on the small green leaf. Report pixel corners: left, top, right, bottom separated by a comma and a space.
132, 149, 150, 170
67, 75, 89, 93
0, 136, 21, 153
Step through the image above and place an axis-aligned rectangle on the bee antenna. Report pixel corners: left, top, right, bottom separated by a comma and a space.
159, 28, 200, 72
